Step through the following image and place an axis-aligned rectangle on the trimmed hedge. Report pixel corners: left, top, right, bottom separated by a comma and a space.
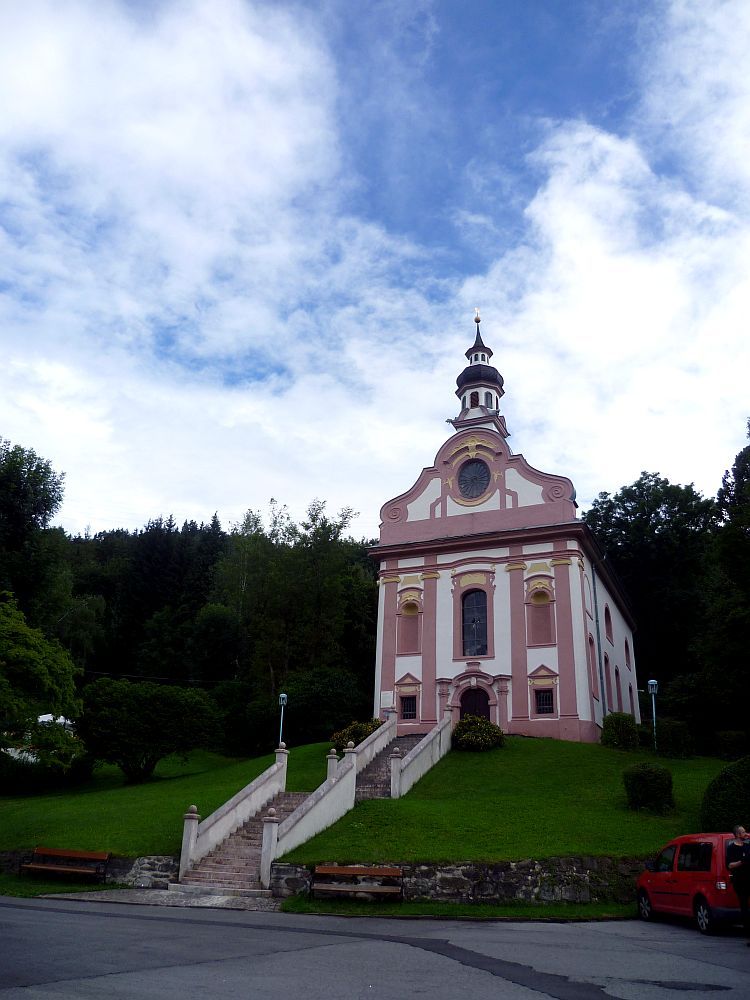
330, 719, 382, 754
601, 712, 638, 750
700, 755, 750, 832
452, 715, 505, 752
623, 762, 674, 813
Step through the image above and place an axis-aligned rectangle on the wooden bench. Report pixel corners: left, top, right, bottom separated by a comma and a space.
20, 847, 111, 883
312, 865, 403, 899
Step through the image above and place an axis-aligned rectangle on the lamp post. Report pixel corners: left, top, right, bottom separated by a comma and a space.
278, 692, 288, 747
647, 679, 658, 752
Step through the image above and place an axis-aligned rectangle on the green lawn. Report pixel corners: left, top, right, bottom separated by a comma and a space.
282, 737, 725, 864
0, 744, 329, 857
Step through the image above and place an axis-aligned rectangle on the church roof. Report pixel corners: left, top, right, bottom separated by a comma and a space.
465, 329, 493, 360
456, 362, 504, 392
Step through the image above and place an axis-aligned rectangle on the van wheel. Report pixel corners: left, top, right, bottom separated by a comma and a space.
694, 897, 716, 934
637, 890, 654, 921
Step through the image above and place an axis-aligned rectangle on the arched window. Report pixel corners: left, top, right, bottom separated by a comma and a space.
397, 601, 420, 654
628, 683, 635, 716
588, 633, 599, 699
625, 638, 631, 670
604, 653, 613, 710
604, 605, 613, 643
526, 591, 555, 646
615, 666, 622, 711
484, 391, 492, 407
495, 395, 499, 408
469, 390, 479, 407
462, 395, 467, 409
462, 590, 487, 656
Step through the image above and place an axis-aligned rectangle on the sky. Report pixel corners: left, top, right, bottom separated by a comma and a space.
1, 0, 748, 540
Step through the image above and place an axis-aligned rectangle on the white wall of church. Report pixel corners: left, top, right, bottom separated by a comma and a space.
505, 467, 544, 505
407, 477, 441, 521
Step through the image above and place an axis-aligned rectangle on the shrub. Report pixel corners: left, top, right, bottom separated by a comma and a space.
330, 719, 382, 754
655, 719, 694, 758
715, 730, 748, 761
601, 712, 638, 750
452, 715, 505, 752
623, 762, 674, 813
700, 755, 750, 832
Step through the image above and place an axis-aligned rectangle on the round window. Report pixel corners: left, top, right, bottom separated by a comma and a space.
458, 459, 491, 499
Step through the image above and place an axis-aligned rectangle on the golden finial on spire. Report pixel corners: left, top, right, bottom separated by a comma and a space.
474, 308, 481, 325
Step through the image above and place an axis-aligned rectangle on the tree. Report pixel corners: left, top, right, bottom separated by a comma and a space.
692, 424, 750, 733
583, 472, 717, 687
0, 439, 65, 556
0, 591, 81, 734
78, 678, 219, 782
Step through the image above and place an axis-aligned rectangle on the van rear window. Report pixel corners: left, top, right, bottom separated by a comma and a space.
677, 842, 712, 872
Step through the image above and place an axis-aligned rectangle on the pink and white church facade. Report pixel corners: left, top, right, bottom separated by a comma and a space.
372, 315, 640, 743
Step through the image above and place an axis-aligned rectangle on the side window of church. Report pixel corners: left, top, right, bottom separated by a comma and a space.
397, 602, 419, 654
470, 391, 479, 407
400, 695, 417, 720
535, 689, 554, 714
526, 596, 555, 645
484, 391, 492, 406
462, 589, 488, 656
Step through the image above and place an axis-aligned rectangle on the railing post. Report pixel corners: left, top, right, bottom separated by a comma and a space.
179, 805, 200, 880
275, 742, 289, 790
389, 747, 403, 800
343, 740, 357, 766
326, 748, 339, 780
260, 807, 280, 889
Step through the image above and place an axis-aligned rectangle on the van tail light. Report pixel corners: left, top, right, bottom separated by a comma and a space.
715, 881, 727, 890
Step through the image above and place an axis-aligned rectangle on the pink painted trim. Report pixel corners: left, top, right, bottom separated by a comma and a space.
421, 555, 439, 724
379, 428, 576, 540
508, 544, 529, 721
379, 571, 399, 704
553, 545, 578, 719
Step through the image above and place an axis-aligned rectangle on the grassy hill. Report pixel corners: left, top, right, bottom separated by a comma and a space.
282, 737, 725, 864
0, 744, 329, 857
1, 737, 725, 866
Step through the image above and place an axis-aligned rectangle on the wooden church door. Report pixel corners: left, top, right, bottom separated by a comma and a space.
460, 688, 490, 719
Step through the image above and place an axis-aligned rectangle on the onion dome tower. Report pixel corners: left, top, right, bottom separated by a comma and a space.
450, 310, 509, 438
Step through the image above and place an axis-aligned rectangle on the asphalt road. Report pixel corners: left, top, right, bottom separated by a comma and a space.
1, 896, 749, 1000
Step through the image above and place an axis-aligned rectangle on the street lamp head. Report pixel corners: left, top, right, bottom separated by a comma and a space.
647, 679, 658, 695
279, 693, 288, 707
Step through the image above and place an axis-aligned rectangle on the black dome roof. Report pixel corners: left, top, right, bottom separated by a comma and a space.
456, 363, 504, 392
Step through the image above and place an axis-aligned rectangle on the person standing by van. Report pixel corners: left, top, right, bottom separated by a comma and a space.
727, 825, 750, 944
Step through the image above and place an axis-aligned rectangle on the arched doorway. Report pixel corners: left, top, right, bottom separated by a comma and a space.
460, 687, 490, 720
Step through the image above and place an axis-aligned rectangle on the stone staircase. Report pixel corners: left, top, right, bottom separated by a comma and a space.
355, 734, 426, 801
177, 791, 308, 896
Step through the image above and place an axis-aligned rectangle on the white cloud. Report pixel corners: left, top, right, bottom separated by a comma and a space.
0, 0, 748, 545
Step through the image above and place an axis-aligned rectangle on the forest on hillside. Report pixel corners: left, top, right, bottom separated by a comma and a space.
1, 424, 748, 763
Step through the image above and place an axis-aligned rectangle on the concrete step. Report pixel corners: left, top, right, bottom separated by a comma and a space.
170, 883, 271, 898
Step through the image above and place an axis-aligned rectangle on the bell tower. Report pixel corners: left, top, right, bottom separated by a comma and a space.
450, 309, 509, 438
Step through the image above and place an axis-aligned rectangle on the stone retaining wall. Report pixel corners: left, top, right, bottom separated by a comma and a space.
1, 850, 178, 889
271, 856, 645, 904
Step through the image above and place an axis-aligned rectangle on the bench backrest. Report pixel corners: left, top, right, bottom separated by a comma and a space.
314, 865, 402, 877
34, 847, 111, 862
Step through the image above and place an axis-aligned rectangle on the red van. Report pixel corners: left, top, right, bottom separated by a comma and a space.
636, 833, 742, 934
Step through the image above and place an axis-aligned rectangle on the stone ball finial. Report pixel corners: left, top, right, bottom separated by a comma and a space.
188, 805, 198, 814
347, 740, 355, 749
279, 742, 286, 750
329, 747, 336, 755
268, 807, 276, 817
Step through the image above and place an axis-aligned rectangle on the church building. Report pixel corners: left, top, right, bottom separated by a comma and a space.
371, 314, 639, 742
